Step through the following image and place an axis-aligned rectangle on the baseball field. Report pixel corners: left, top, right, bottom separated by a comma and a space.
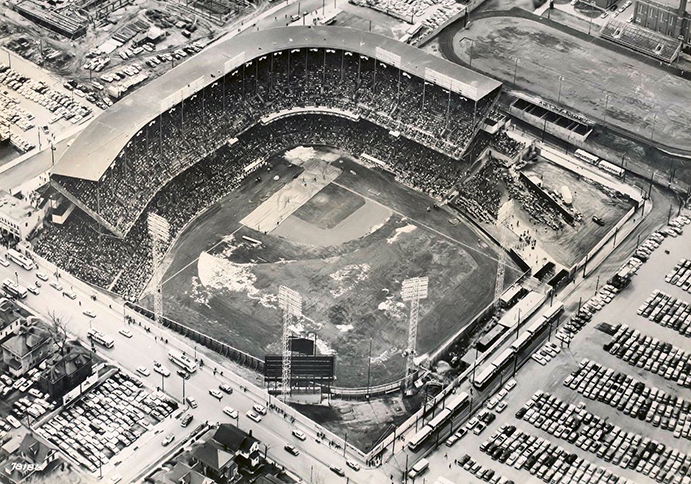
154, 146, 521, 388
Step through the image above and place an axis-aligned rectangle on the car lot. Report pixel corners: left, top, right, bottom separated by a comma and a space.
604, 323, 691, 391
566, 357, 691, 440
417, 212, 691, 484
517, 390, 691, 482
35, 371, 177, 474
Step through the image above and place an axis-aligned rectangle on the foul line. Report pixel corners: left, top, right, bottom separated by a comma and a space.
162, 225, 243, 286
332, 181, 511, 268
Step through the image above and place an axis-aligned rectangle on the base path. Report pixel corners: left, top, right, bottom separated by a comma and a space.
240, 160, 342, 232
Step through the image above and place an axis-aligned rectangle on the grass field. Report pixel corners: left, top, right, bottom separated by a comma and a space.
155, 147, 520, 388
432, 13, 691, 152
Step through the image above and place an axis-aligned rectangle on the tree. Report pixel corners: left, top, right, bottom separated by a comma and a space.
47, 311, 70, 356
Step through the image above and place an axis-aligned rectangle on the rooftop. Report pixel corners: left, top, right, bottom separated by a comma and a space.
52, 25, 501, 182
0, 191, 38, 224
1, 324, 51, 358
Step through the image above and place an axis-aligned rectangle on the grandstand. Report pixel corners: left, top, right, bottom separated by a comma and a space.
600, 19, 682, 63
50, 26, 501, 239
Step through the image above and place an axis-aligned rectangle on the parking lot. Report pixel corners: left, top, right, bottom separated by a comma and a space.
34, 371, 177, 474
413, 212, 691, 484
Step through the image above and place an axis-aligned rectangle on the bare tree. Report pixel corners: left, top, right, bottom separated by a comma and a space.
47, 311, 70, 356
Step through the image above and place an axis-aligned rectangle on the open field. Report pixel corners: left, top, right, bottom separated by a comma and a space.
156, 147, 520, 388
432, 13, 691, 153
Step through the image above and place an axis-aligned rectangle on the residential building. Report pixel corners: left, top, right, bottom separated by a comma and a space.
191, 442, 238, 482
153, 462, 214, 484
212, 424, 261, 469
1, 322, 52, 377
0, 433, 57, 484
0, 299, 22, 342
39, 344, 93, 402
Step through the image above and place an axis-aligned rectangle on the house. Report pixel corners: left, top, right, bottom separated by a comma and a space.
0, 433, 57, 484
191, 441, 238, 482
212, 424, 261, 469
39, 344, 93, 402
153, 462, 214, 484
0, 299, 22, 342
1, 322, 52, 377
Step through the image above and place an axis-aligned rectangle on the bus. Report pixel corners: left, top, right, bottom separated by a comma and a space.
574, 149, 599, 165
88, 329, 114, 349
598, 160, 625, 178
7, 250, 34, 270
2, 279, 27, 299
168, 350, 197, 373
408, 458, 429, 479
473, 365, 496, 390
446, 392, 470, 414
427, 408, 452, 431
408, 426, 433, 451
542, 302, 564, 324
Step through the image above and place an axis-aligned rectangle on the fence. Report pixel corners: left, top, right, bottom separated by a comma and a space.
125, 303, 264, 372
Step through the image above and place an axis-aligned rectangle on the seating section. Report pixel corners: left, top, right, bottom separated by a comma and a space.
54, 48, 499, 238
600, 20, 682, 63
36, 114, 465, 300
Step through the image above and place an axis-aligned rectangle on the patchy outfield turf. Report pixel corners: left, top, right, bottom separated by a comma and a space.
433, 13, 691, 152
158, 148, 520, 388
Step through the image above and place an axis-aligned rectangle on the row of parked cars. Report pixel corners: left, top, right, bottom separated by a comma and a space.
666, 258, 691, 293
477, 422, 630, 484
35, 371, 176, 474
566, 358, 691, 439
519, 390, 691, 483
637, 289, 691, 337
0, 65, 93, 127
605, 323, 691, 391
531, 341, 562, 366
457, 451, 514, 484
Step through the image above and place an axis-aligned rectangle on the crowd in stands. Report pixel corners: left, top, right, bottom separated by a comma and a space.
455, 155, 503, 223
35, 114, 465, 300
52, 47, 498, 237
490, 131, 524, 159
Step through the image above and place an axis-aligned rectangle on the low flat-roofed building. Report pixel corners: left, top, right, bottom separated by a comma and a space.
0, 191, 43, 241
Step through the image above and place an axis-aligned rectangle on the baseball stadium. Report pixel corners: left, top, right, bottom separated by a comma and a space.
39, 26, 521, 394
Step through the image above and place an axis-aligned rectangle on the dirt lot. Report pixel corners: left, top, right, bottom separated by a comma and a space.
517, 157, 635, 267
333, 3, 411, 39
431, 13, 691, 153
157, 148, 520, 388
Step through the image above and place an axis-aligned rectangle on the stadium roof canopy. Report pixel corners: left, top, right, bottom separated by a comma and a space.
53, 26, 501, 182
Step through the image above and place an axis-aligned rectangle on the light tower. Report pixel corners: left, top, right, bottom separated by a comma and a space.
402, 276, 428, 377
278, 285, 302, 401
148, 213, 170, 324
494, 201, 512, 308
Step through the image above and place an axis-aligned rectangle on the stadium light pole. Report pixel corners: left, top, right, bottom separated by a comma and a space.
147, 213, 171, 326
278, 286, 302, 402
402, 277, 429, 381
512, 58, 519, 86
650, 114, 657, 143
